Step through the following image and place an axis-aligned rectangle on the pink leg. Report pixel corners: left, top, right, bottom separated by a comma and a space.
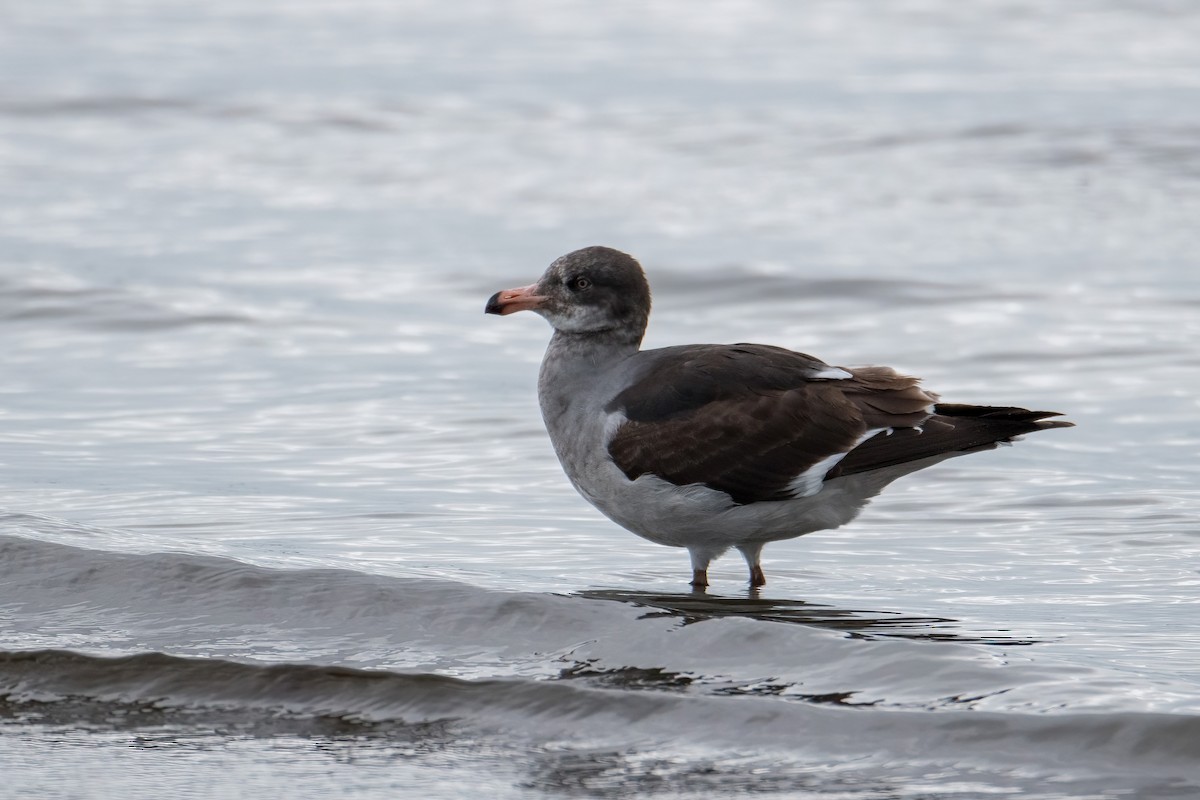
738, 543, 766, 588
687, 546, 720, 589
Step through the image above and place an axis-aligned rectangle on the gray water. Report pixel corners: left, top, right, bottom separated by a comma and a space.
3, 1, 1200, 798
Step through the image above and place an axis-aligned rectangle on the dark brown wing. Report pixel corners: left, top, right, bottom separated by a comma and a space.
605, 346, 937, 505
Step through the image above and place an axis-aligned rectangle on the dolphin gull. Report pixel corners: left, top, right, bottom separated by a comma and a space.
485, 246, 1072, 588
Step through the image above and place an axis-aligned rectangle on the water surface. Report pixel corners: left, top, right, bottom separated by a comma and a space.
3, 1, 1200, 798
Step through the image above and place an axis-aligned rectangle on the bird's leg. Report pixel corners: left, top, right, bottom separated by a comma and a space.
687, 546, 721, 590
737, 543, 767, 588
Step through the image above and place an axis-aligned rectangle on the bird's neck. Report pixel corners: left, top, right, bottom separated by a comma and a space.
538, 328, 641, 427
543, 327, 641, 370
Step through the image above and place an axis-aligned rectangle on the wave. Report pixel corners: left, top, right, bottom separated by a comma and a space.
4, 521, 1200, 795
3, 526, 1198, 719
0, 277, 258, 332
2, 646, 1199, 793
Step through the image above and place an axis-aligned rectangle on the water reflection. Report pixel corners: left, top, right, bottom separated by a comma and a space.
576, 589, 1041, 646
522, 746, 905, 799
0, 692, 450, 745
555, 659, 882, 709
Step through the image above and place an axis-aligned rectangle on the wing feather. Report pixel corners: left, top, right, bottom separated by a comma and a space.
605, 346, 937, 504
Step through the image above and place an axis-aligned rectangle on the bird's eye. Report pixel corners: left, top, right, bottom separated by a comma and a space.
568, 276, 592, 291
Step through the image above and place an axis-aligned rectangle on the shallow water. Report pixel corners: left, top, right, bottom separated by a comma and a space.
3, 1, 1200, 798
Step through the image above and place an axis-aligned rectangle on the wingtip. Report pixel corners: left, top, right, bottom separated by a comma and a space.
1026, 410, 1074, 429
934, 404, 1074, 428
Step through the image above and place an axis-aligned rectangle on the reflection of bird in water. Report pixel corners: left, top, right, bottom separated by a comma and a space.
574, 589, 1041, 646
487, 246, 1072, 589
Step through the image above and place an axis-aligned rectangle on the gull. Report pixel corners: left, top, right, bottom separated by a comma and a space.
486, 246, 1071, 588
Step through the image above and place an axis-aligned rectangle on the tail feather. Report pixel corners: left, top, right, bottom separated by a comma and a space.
826, 403, 1073, 481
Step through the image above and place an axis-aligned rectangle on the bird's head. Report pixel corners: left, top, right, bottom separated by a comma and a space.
485, 246, 652, 342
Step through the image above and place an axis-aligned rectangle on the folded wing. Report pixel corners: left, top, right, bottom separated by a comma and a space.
604, 345, 939, 505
